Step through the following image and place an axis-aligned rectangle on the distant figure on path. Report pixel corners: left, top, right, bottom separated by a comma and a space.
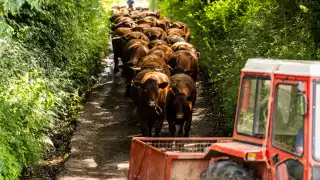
127, 0, 134, 9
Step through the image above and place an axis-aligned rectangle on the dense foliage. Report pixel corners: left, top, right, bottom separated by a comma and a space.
0, 0, 112, 179
158, 0, 320, 134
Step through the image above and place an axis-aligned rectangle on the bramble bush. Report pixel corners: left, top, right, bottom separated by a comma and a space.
158, 0, 320, 135
0, 0, 112, 179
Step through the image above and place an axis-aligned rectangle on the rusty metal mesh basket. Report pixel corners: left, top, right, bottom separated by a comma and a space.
137, 138, 231, 153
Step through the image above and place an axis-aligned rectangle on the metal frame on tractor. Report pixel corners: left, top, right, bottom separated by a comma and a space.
128, 58, 320, 180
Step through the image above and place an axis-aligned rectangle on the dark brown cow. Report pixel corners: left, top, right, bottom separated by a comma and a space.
112, 32, 149, 73
170, 42, 200, 59
167, 28, 186, 40
170, 22, 191, 41
132, 70, 170, 136
166, 74, 197, 137
112, 36, 127, 72
166, 35, 186, 45
148, 40, 168, 49
167, 50, 199, 82
143, 27, 167, 41
147, 45, 173, 63
121, 40, 149, 97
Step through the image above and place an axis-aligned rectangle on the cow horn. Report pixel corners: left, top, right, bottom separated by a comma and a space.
112, 36, 122, 40
131, 67, 141, 71
155, 68, 162, 71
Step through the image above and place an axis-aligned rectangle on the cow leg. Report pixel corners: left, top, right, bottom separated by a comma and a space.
114, 57, 119, 73
139, 121, 149, 137
184, 116, 192, 137
168, 121, 176, 137
139, 109, 149, 137
178, 122, 185, 137
125, 83, 131, 97
113, 48, 120, 73
148, 119, 154, 137
155, 115, 164, 137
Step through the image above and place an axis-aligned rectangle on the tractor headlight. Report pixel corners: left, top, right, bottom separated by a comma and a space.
312, 166, 320, 180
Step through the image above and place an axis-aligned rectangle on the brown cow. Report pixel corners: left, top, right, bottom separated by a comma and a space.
170, 22, 191, 41
132, 70, 170, 136
135, 54, 170, 76
143, 27, 167, 41
155, 19, 170, 31
166, 35, 186, 45
170, 42, 200, 59
131, 24, 151, 33
130, 55, 169, 108
124, 31, 150, 44
145, 16, 158, 22
114, 16, 133, 25
167, 50, 199, 82
166, 74, 197, 137
121, 40, 149, 97
167, 28, 186, 40
148, 40, 168, 49
147, 45, 173, 63
112, 27, 132, 37
137, 19, 155, 27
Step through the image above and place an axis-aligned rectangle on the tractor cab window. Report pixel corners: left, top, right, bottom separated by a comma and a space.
237, 76, 271, 138
272, 83, 305, 156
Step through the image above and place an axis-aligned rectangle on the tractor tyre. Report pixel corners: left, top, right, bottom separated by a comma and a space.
200, 160, 254, 180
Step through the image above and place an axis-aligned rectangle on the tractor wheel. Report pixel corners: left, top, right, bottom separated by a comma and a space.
200, 160, 254, 180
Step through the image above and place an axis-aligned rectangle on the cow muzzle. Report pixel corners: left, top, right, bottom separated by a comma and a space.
176, 113, 184, 119
149, 101, 156, 107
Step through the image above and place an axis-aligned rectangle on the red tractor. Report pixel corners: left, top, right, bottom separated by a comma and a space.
128, 58, 320, 180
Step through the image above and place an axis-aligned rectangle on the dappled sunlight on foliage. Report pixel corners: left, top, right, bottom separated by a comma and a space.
0, 0, 112, 178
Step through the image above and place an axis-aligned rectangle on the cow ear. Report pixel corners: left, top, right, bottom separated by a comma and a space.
158, 82, 169, 89
133, 81, 142, 88
196, 52, 200, 59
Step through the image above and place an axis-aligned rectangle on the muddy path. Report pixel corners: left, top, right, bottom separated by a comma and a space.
57, 41, 222, 179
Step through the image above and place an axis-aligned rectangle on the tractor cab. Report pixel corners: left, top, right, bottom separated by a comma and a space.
204, 58, 320, 179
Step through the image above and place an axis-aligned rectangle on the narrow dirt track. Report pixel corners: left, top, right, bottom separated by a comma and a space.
57, 37, 219, 179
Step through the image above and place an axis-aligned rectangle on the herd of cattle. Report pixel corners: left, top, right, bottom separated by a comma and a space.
110, 6, 200, 137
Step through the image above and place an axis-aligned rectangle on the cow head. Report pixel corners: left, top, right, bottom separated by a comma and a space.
170, 86, 193, 119
133, 78, 168, 107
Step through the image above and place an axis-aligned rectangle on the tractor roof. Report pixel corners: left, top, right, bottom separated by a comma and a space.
242, 58, 320, 77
